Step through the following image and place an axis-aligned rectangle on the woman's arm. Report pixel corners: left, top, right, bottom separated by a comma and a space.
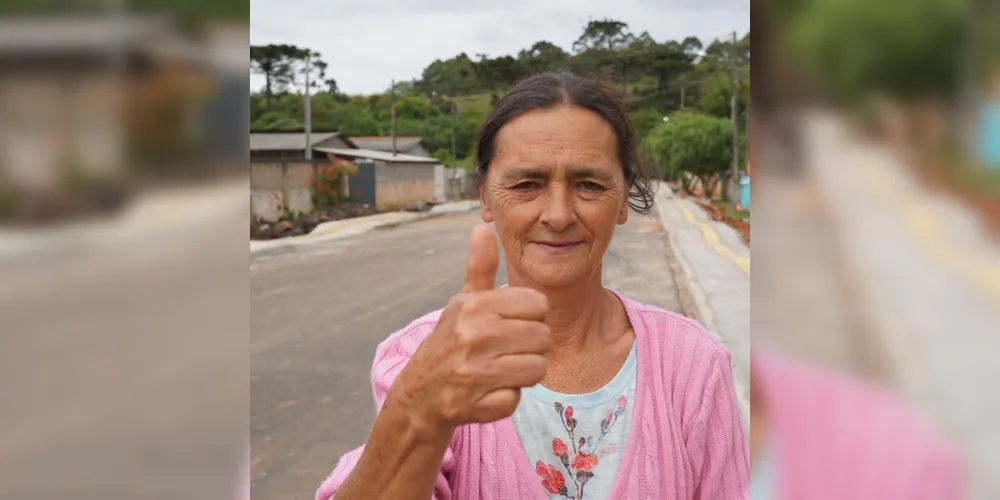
689, 350, 751, 500
333, 390, 454, 500
315, 323, 456, 500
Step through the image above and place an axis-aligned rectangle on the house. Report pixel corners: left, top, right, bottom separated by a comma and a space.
347, 136, 432, 158
315, 147, 438, 210
249, 132, 355, 161
0, 15, 209, 196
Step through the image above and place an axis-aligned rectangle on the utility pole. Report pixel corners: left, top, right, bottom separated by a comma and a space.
729, 31, 740, 183
746, 98, 751, 178
390, 79, 397, 156
680, 86, 686, 110
622, 61, 628, 103
451, 101, 458, 168
304, 51, 313, 160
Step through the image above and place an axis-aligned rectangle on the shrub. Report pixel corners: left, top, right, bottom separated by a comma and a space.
312, 157, 359, 208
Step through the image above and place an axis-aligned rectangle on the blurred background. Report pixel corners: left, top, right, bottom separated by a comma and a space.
0, 1, 249, 500
754, 0, 999, 498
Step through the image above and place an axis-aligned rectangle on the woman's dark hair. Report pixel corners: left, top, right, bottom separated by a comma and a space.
475, 71, 656, 214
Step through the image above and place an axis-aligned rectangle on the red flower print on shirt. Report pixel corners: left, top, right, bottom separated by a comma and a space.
553, 438, 568, 457
535, 461, 568, 496
540, 398, 629, 498
572, 452, 599, 472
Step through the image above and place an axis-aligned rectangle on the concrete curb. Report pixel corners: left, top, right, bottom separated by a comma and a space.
654, 182, 750, 427
0, 180, 248, 264
373, 212, 445, 231
249, 204, 477, 257
655, 185, 719, 333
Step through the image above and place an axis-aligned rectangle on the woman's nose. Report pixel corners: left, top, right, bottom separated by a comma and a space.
539, 185, 577, 232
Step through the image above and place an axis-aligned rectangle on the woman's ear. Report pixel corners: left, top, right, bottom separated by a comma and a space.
617, 181, 630, 225
477, 167, 494, 223
479, 187, 494, 223
617, 197, 629, 225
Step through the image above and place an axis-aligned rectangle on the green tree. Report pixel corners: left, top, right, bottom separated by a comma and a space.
418, 53, 480, 97
517, 41, 571, 74
788, 0, 963, 102
565, 19, 636, 81
646, 112, 734, 195
432, 147, 454, 166
695, 65, 750, 119
283, 48, 327, 95
395, 93, 439, 120
472, 55, 525, 90
572, 19, 635, 53
629, 108, 665, 146
250, 93, 266, 123
681, 36, 704, 58
250, 44, 300, 111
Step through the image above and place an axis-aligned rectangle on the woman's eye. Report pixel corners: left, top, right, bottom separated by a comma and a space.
580, 181, 606, 191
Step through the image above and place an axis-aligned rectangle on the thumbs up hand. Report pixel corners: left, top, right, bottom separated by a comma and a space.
390, 225, 553, 435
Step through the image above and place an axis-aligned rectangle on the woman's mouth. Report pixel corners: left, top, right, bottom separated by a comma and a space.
533, 241, 584, 253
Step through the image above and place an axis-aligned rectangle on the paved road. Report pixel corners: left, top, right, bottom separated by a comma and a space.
250, 208, 683, 499
802, 114, 1000, 500
751, 173, 877, 377
0, 201, 247, 500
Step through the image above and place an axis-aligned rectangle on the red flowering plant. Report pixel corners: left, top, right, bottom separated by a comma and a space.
312, 156, 358, 208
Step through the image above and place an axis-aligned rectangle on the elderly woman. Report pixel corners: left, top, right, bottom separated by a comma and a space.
317, 72, 749, 500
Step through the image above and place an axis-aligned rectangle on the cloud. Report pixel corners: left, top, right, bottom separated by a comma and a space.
250, 0, 749, 94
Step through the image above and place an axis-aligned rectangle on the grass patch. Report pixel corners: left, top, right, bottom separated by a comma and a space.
947, 160, 1000, 196
713, 200, 750, 220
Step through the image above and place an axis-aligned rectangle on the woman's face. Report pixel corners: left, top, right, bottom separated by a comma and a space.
480, 105, 630, 288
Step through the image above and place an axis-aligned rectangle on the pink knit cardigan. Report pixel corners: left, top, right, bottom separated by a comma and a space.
317, 292, 750, 499
753, 350, 962, 500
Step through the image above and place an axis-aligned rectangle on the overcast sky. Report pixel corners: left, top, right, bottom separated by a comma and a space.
250, 0, 749, 95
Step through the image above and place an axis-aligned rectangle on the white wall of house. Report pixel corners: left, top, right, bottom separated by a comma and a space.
250, 161, 315, 222
374, 161, 435, 209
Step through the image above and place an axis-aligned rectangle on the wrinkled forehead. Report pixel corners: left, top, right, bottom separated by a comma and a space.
490, 106, 621, 173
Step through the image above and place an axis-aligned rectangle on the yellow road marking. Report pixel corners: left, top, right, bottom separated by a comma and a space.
674, 198, 751, 276
861, 166, 1000, 303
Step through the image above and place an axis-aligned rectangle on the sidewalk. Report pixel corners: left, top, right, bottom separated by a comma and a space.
804, 112, 1000, 500
249, 200, 481, 257
654, 183, 750, 423
0, 179, 247, 263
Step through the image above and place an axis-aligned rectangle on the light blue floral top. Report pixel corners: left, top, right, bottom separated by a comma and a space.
512, 342, 637, 499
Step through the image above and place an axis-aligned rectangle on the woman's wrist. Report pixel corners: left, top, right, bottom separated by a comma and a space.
335, 386, 455, 500
383, 384, 455, 446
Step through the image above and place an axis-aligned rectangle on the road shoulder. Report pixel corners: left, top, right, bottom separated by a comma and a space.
654, 182, 750, 425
